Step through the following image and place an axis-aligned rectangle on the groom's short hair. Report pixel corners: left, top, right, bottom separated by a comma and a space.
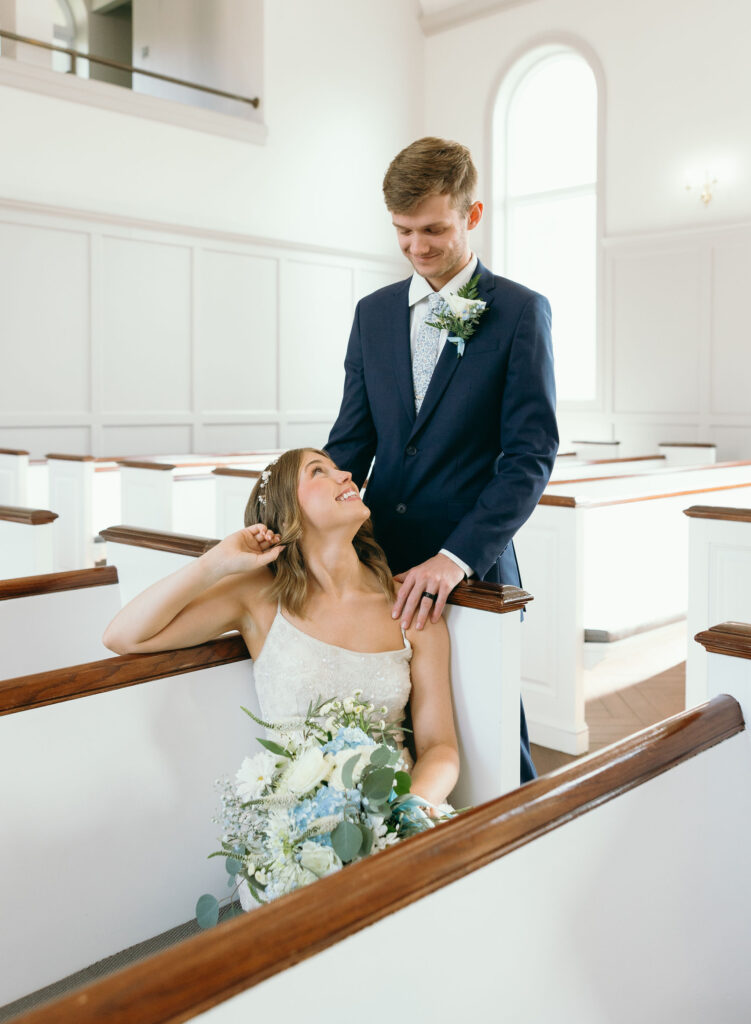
383, 137, 478, 215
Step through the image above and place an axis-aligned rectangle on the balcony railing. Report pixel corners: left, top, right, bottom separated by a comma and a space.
0, 28, 260, 109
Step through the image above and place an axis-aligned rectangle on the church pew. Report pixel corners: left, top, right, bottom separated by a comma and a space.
684, 506, 751, 709
101, 522, 529, 803
0, 447, 29, 505
0, 577, 530, 1009
514, 475, 751, 754
0, 567, 120, 677
46, 454, 122, 571
546, 456, 751, 494
658, 441, 717, 466
7, 690, 748, 1024
0, 505, 58, 579
213, 466, 262, 537
570, 439, 621, 459
118, 452, 282, 538
549, 453, 667, 481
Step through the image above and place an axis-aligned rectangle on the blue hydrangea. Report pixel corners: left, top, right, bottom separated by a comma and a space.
322, 727, 375, 755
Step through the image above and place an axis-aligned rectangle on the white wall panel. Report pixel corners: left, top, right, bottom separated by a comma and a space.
612, 249, 702, 415
98, 237, 192, 414
355, 267, 403, 302
197, 423, 279, 451
281, 421, 335, 450
711, 239, 751, 415
0, 222, 89, 414
282, 261, 353, 413
707, 425, 751, 460
196, 250, 278, 414
100, 424, 193, 456
0, 426, 92, 462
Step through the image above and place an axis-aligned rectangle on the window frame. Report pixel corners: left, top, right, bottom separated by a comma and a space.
488, 37, 606, 413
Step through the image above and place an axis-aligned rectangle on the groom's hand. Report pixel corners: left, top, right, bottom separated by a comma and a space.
392, 553, 464, 630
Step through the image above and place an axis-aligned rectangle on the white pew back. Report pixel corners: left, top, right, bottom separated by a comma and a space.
0, 448, 29, 505
685, 508, 751, 708
100, 524, 527, 799
516, 480, 751, 754
0, 505, 57, 579
0, 567, 120, 678
12, 692, 746, 1024
549, 454, 666, 481
0, 639, 259, 1007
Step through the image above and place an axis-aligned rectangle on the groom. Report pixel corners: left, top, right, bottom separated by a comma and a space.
325, 137, 558, 784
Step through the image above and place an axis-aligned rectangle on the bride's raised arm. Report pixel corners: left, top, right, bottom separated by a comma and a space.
102, 524, 283, 656
405, 616, 460, 809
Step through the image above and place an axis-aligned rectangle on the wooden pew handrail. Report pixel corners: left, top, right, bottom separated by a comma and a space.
540, 479, 751, 510
0, 566, 118, 602
659, 442, 716, 448
45, 452, 96, 462
117, 459, 176, 471
100, 525, 219, 556
0, 635, 249, 716
12, 694, 742, 1024
0, 446, 29, 456
694, 622, 751, 661
212, 466, 262, 479
0, 504, 58, 525
684, 505, 751, 523
100, 526, 532, 614
547, 458, 751, 491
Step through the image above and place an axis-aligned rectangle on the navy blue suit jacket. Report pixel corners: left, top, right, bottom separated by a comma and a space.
325, 259, 559, 586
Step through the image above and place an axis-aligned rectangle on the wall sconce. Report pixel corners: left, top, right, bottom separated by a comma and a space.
685, 171, 718, 206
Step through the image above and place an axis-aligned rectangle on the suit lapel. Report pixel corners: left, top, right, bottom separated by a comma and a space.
406, 259, 496, 443
387, 278, 416, 425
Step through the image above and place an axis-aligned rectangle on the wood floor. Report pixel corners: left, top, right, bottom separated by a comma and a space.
530, 661, 686, 776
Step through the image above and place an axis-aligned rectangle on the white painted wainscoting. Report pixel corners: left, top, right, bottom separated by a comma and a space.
558, 221, 751, 460
0, 199, 404, 459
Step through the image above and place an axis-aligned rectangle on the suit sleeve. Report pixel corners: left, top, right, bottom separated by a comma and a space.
442, 293, 559, 579
324, 301, 378, 488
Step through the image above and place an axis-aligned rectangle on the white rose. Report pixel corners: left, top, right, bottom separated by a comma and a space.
444, 292, 486, 318
283, 746, 332, 796
235, 750, 280, 801
299, 841, 342, 878
328, 744, 375, 790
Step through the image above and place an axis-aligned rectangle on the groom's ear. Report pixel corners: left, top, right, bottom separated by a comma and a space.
467, 201, 483, 230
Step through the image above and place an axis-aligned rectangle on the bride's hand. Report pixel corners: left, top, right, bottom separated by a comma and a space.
206, 524, 285, 577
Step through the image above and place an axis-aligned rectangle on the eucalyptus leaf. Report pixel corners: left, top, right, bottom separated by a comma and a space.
225, 857, 242, 875
362, 766, 394, 803
331, 820, 363, 863
223, 904, 244, 920
358, 824, 374, 857
394, 770, 412, 796
370, 745, 391, 768
227, 876, 236, 889
341, 753, 360, 790
386, 747, 400, 766
257, 738, 291, 758
195, 894, 220, 930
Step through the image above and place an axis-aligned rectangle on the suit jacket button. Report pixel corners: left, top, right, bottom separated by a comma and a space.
405, 445, 417, 456
395, 503, 407, 514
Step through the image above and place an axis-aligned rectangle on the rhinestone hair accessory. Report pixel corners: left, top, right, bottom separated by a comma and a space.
257, 457, 280, 506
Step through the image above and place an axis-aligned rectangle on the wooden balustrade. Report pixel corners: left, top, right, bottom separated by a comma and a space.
0, 565, 117, 601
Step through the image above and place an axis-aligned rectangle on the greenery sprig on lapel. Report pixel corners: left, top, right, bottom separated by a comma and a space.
424, 274, 488, 357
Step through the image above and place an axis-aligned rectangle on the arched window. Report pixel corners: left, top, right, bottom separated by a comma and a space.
493, 46, 599, 403
52, 0, 88, 76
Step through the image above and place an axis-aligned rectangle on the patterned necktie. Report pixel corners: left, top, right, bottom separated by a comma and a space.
412, 291, 445, 414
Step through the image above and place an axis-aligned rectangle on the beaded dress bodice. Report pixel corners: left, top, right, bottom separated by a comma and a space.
252, 605, 412, 727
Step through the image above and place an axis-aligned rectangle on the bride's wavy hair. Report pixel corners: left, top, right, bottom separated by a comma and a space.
244, 448, 395, 617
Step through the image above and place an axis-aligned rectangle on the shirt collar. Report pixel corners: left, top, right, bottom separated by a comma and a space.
408, 252, 478, 307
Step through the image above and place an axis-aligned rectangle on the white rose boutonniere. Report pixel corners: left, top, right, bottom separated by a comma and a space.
424, 273, 488, 357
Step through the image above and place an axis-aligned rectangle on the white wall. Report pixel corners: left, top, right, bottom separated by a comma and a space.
0, 1, 423, 457
424, 0, 751, 458
0, 0, 423, 253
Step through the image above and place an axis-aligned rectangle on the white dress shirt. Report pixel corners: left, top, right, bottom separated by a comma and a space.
408, 253, 478, 581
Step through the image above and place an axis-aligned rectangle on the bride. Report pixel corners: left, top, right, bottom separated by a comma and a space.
103, 447, 460, 812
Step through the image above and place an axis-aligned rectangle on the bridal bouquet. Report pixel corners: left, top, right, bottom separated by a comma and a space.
196, 692, 441, 928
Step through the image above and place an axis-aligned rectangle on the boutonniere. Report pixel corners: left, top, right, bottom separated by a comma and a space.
424, 274, 488, 357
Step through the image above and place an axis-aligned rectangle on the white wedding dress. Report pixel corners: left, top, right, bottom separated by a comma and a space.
252, 603, 414, 758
